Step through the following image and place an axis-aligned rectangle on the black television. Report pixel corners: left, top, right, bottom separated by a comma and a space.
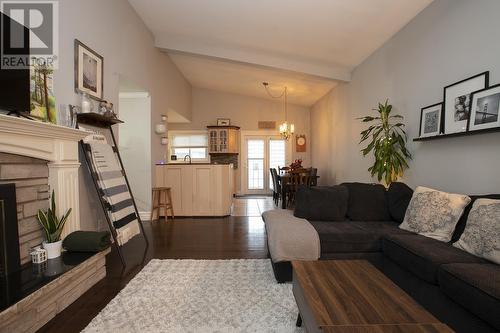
0, 12, 30, 114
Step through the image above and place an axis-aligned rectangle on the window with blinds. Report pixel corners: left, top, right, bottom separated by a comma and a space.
169, 131, 209, 162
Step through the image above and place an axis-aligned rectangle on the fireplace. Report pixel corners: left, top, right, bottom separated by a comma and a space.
0, 114, 113, 332
0, 184, 20, 276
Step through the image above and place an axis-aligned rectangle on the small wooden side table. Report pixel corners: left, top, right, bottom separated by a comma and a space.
151, 187, 174, 221
292, 260, 453, 333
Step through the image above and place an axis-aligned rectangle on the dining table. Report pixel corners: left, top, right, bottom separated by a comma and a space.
277, 171, 320, 209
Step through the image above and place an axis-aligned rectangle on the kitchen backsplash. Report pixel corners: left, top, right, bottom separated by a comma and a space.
210, 154, 238, 169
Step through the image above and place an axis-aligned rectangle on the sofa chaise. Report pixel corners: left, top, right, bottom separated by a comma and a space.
262, 182, 500, 333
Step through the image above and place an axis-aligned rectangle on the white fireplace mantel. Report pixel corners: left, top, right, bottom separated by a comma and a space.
0, 114, 90, 237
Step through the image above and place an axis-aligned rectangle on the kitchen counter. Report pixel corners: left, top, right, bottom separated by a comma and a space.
155, 164, 234, 216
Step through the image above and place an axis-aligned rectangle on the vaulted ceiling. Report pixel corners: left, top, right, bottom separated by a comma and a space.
128, 0, 432, 106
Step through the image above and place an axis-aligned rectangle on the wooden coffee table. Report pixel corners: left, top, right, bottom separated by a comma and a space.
292, 260, 453, 333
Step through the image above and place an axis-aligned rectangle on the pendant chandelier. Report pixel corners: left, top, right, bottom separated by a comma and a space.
263, 82, 295, 140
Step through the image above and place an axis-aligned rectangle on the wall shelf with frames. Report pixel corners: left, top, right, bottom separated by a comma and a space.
413, 126, 500, 142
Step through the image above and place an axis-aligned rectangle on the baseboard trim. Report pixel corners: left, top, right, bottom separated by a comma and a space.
139, 211, 151, 221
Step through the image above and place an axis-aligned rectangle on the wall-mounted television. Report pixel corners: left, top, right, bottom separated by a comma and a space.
0, 12, 30, 114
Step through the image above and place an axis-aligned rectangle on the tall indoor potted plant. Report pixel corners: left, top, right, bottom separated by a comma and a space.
358, 100, 412, 185
37, 190, 72, 259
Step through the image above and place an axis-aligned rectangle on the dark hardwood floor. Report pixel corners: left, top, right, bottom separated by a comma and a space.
37, 216, 268, 333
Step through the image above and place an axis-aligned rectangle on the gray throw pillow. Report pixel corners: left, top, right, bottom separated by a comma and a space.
454, 198, 500, 264
399, 186, 471, 242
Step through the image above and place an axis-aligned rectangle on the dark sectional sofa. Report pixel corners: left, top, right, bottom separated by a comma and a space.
265, 182, 500, 333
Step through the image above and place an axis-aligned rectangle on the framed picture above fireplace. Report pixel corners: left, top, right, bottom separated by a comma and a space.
74, 39, 104, 100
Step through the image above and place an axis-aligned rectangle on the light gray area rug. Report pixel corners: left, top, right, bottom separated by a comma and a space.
82, 259, 303, 333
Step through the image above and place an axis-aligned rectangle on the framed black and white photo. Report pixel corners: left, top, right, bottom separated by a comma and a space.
443, 71, 488, 134
468, 83, 500, 132
419, 102, 443, 138
217, 118, 230, 126
75, 39, 103, 100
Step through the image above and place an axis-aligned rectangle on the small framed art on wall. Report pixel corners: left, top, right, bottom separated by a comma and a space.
419, 102, 443, 138
443, 71, 489, 134
468, 83, 500, 132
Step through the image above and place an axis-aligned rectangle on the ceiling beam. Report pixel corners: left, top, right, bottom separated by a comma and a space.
155, 35, 352, 82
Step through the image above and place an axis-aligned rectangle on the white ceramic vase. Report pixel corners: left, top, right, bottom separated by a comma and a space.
42, 240, 63, 259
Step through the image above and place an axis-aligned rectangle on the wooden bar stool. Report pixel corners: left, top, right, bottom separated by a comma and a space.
151, 187, 174, 221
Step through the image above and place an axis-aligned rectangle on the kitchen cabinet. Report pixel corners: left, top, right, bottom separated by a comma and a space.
207, 126, 240, 154
155, 164, 234, 216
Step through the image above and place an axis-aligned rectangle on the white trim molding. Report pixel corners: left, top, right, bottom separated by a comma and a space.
139, 211, 152, 221
0, 114, 90, 238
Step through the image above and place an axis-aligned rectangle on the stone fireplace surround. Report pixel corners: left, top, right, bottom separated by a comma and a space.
0, 114, 111, 333
0, 154, 50, 266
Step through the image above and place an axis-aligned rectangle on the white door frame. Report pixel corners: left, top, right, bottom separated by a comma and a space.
240, 130, 292, 195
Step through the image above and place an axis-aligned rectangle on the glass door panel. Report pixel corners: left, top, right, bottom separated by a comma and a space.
247, 139, 265, 190
269, 139, 286, 190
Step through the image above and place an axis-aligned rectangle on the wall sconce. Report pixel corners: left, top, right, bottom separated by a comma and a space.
155, 114, 167, 134
155, 123, 166, 134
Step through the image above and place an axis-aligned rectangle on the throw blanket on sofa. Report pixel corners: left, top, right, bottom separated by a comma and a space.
262, 209, 320, 262
87, 140, 140, 246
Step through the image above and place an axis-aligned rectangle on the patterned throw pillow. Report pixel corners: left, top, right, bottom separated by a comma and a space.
454, 199, 500, 264
399, 186, 471, 242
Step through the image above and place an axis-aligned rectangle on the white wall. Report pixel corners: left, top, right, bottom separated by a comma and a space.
54, 0, 191, 228
118, 94, 151, 215
169, 87, 311, 193
311, 0, 500, 194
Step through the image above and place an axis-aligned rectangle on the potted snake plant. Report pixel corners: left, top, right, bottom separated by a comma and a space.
37, 190, 72, 259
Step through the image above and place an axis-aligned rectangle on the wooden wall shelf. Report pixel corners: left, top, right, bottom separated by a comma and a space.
413, 126, 500, 142
77, 113, 123, 127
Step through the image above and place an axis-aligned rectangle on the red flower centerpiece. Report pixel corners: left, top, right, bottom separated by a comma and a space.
289, 159, 303, 171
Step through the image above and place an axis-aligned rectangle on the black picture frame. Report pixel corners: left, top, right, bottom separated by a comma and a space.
419, 102, 443, 138
467, 83, 500, 132
442, 71, 489, 134
74, 39, 104, 101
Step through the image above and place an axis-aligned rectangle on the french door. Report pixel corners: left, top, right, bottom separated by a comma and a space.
242, 135, 287, 195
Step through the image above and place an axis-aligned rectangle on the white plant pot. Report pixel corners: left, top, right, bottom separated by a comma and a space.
43, 240, 63, 259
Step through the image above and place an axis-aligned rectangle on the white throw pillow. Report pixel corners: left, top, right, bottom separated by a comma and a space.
399, 186, 471, 242
454, 199, 500, 264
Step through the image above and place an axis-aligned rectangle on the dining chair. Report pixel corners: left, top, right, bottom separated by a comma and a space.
283, 173, 312, 206
278, 166, 290, 174
310, 168, 318, 186
270, 168, 281, 206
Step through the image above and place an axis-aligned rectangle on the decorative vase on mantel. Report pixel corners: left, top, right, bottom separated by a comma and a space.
80, 92, 94, 114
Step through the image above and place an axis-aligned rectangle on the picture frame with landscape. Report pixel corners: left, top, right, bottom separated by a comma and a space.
468, 83, 500, 132
419, 102, 442, 138
443, 71, 489, 134
74, 39, 103, 100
